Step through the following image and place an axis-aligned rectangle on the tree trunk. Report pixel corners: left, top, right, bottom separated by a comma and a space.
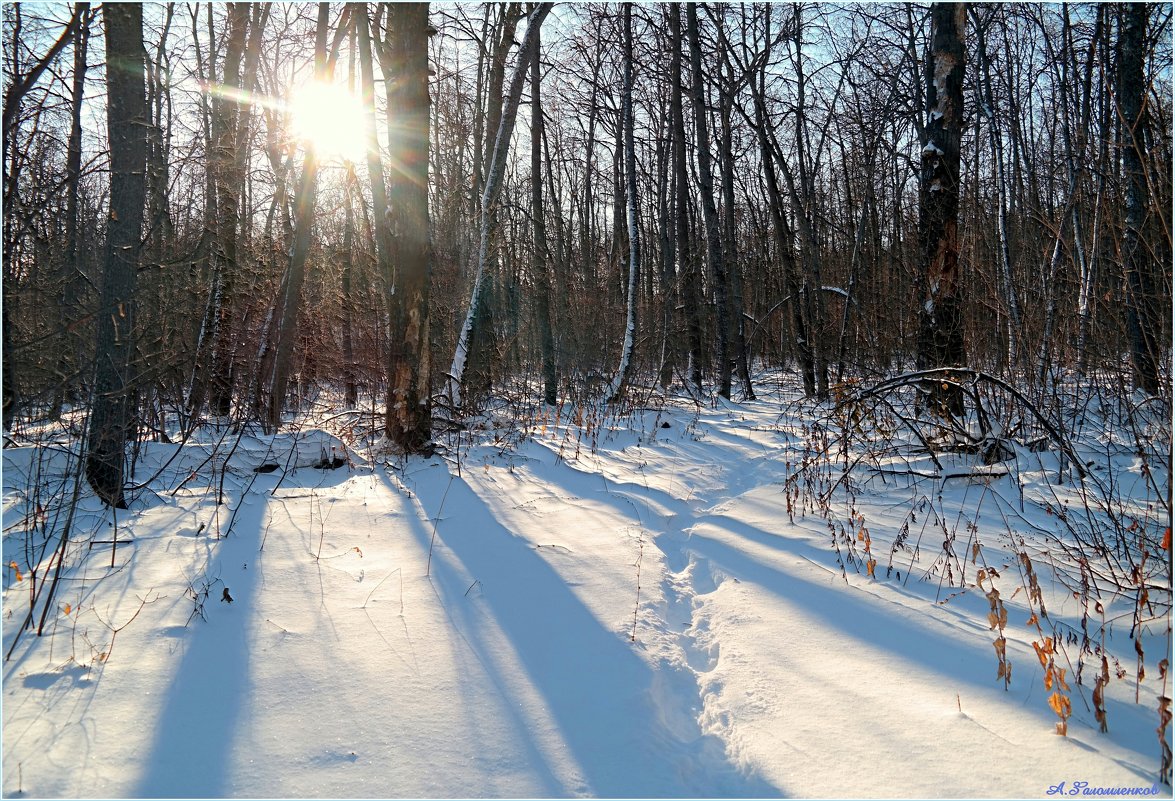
58, 2, 92, 414
717, 33, 754, 400
973, 8, 1023, 375
342, 163, 359, 409
385, 2, 434, 452
655, 68, 676, 391
749, 14, 815, 397
670, 6, 702, 394
188, 3, 250, 423
268, 3, 328, 430
356, 1, 399, 438
445, 3, 552, 412
1117, 2, 1161, 396
687, 4, 732, 399
531, 14, 557, 406
463, 4, 522, 402
87, 2, 145, 508
915, 3, 968, 418
606, 2, 640, 404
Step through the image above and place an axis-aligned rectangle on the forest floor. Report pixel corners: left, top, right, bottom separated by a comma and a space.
2, 371, 1170, 798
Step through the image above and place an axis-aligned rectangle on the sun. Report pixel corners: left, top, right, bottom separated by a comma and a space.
288, 81, 369, 162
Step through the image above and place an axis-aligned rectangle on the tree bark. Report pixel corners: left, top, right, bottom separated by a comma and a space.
531, 13, 557, 406
87, 2, 145, 508
385, 2, 434, 452
747, 11, 815, 397
268, 3, 328, 430
687, 4, 732, 399
606, 2, 640, 404
915, 3, 968, 418
58, 2, 92, 414
445, 3, 552, 412
1117, 2, 1161, 396
670, 7, 703, 395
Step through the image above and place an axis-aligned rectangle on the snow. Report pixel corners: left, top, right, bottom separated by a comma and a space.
3, 373, 1170, 798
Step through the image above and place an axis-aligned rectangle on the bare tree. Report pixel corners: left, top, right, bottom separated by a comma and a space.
1117, 2, 1162, 396
670, 5, 703, 394
915, 3, 968, 417
606, 2, 640, 404
531, 6, 557, 406
445, 3, 552, 412
86, 2, 145, 508
385, 2, 435, 452
687, 3, 732, 399
268, 3, 330, 430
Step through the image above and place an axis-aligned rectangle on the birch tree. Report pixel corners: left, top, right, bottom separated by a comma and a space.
915, 3, 968, 417
605, 2, 640, 404
445, 2, 552, 413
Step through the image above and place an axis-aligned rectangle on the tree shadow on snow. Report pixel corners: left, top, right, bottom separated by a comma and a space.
130, 479, 273, 798
392, 461, 784, 799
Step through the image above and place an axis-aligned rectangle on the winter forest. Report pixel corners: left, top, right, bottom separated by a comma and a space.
2, 2, 1172, 798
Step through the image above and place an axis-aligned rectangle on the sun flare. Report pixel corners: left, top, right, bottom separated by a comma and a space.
288, 81, 369, 162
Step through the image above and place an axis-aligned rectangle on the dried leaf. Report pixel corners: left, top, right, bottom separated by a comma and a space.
63, 603, 71, 616
1026, 613, 1039, 627
1048, 691, 1071, 720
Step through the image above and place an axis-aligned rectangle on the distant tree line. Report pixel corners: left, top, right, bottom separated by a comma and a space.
1, 3, 1169, 505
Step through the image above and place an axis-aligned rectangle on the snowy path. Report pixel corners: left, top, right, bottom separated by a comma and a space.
3, 392, 1166, 797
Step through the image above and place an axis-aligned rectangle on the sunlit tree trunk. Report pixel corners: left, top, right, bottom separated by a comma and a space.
385, 2, 434, 452
606, 2, 640, 404
915, 3, 967, 417
445, 3, 552, 412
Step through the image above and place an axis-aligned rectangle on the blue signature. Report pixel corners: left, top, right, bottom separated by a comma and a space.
1047, 781, 1165, 797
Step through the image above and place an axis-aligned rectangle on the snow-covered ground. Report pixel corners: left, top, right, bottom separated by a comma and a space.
3, 373, 1171, 798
